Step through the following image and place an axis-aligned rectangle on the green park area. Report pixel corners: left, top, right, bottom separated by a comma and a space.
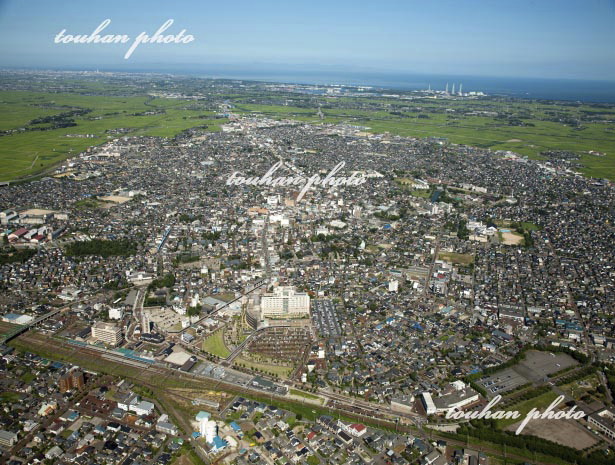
495, 390, 559, 430
234, 356, 294, 378
201, 330, 231, 358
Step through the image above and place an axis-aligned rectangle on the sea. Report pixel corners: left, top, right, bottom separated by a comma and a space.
193, 69, 615, 103
41, 64, 615, 103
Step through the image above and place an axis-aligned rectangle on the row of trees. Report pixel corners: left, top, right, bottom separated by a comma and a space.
0, 247, 36, 265
65, 239, 137, 257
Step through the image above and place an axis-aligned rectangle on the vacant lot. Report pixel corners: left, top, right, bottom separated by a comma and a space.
438, 251, 475, 265
500, 231, 524, 245
505, 418, 598, 450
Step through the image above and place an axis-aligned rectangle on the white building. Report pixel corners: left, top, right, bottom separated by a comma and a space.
433, 382, 480, 415
261, 286, 310, 319
108, 307, 123, 320
131, 400, 155, 416
199, 418, 217, 443
141, 311, 151, 334
420, 392, 437, 415
0, 430, 18, 448
91, 321, 122, 347
173, 304, 187, 316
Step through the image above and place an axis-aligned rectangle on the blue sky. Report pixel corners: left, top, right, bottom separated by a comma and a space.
0, 0, 614, 80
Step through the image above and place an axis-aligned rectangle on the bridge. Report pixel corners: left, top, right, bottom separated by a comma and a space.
1, 308, 63, 345
157, 227, 172, 253
179, 279, 268, 335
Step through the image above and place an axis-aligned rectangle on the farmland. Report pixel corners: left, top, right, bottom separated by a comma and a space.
231, 98, 615, 180
0, 90, 226, 181
1, 72, 615, 183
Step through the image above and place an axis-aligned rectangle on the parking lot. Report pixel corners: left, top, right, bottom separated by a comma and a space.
311, 299, 342, 338
477, 350, 580, 398
478, 367, 528, 398
148, 307, 182, 332
516, 350, 578, 382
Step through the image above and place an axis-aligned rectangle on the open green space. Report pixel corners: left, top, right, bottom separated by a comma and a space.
0, 391, 21, 403
437, 251, 475, 265
0, 90, 227, 181
201, 330, 231, 358
495, 390, 559, 429
289, 388, 321, 401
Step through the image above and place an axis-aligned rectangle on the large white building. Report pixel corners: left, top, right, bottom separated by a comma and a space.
91, 321, 122, 347
108, 307, 123, 320
199, 418, 217, 443
420, 392, 437, 415
260, 286, 310, 319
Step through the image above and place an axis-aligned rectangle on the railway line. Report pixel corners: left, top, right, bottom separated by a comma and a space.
8, 330, 566, 465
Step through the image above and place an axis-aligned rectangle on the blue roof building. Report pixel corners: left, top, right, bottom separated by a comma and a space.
211, 436, 227, 451
230, 421, 241, 433
195, 411, 211, 422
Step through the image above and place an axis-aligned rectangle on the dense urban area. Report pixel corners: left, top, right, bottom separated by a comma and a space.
0, 72, 614, 465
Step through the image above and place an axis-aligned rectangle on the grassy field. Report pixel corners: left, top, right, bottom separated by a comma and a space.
201, 330, 231, 358
289, 389, 321, 401
0, 91, 226, 181
0, 391, 21, 403
495, 390, 559, 429
438, 251, 475, 265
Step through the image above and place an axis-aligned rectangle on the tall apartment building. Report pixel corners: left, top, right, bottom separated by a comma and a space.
91, 321, 122, 347
59, 369, 85, 393
0, 430, 18, 448
260, 286, 310, 319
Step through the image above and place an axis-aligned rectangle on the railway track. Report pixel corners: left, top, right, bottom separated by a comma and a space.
11, 331, 569, 465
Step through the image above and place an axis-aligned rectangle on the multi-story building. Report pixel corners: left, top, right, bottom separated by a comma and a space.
588, 407, 615, 440
91, 321, 122, 347
59, 370, 85, 393
0, 430, 18, 448
261, 286, 310, 319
